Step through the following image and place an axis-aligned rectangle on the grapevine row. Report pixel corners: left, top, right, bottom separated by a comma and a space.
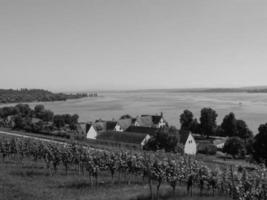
0, 136, 266, 200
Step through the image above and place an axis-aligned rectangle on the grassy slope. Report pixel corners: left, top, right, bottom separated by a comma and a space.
0, 158, 231, 200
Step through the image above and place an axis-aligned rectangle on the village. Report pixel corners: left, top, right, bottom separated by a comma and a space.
78, 113, 227, 156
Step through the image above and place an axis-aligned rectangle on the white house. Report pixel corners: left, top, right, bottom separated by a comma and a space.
180, 132, 197, 155
86, 124, 98, 139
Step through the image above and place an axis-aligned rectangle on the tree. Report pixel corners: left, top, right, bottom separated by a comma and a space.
40, 110, 54, 122
191, 118, 201, 133
34, 104, 45, 114
13, 115, 24, 129
180, 110, 194, 131
53, 115, 65, 128
15, 104, 32, 117
221, 112, 237, 137
236, 120, 253, 142
252, 123, 267, 165
200, 108, 217, 138
223, 137, 246, 158
71, 114, 79, 124
144, 127, 178, 152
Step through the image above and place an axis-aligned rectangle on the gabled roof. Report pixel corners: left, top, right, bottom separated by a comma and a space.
136, 115, 153, 127
136, 114, 164, 127
98, 131, 148, 145
125, 126, 158, 136
117, 118, 133, 130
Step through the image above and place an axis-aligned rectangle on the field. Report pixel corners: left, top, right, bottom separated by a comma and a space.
1, 135, 266, 200
0, 158, 230, 200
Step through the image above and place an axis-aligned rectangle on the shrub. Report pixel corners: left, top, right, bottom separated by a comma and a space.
223, 137, 246, 158
197, 142, 217, 155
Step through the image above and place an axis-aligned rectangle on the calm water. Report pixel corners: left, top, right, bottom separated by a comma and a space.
2, 91, 267, 133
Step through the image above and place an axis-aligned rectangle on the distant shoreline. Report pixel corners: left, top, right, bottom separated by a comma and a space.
104, 87, 267, 93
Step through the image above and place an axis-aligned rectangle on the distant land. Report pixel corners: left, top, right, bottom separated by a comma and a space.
0, 89, 88, 104
115, 86, 267, 93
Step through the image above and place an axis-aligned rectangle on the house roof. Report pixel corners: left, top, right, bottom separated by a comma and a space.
136, 114, 164, 127
98, 131, 148, 144
117, 118, 133, 130
125, 126, 158, 136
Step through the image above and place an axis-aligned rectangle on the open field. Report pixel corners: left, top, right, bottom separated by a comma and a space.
0, 158, 231, 200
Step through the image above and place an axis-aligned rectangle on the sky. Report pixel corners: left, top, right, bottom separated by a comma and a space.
1, 0, 267, 92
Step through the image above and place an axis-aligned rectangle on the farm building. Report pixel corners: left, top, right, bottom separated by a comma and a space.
85, 124, 98, 139
180, 132, 197, 155
135, 113, 166, 128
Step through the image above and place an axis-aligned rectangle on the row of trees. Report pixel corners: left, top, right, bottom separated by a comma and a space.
179, 108, 267, 165
179, 108, 252, 140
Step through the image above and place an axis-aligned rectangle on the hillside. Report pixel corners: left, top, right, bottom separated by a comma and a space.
0, 89, 88, 104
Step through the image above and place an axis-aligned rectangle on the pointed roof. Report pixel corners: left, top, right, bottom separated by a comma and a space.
136, 114, 164, 127
125, 126, 158, 136
117, 118, 133, 130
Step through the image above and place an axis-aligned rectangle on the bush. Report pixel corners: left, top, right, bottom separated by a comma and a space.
223, 137, 246, 158
197, 142, 217, 155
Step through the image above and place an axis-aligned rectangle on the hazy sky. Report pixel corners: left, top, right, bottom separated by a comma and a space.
1, 0, 267, 91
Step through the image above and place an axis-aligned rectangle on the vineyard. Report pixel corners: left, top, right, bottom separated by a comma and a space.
0, 136, 266, 200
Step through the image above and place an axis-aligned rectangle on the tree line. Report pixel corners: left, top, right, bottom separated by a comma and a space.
0, 88, 88, 103
179, 108, 267, 165
0, 104, 80, 139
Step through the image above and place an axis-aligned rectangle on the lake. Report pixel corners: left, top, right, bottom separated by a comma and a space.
2, 91, 267, 133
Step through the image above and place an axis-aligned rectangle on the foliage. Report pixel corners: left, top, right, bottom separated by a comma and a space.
0, 104, 80, 139
221, 113, 253, 141
200, 108, 218, 138
144, 127, 178, 152
0, 88, 88, 104
180, 110, 194, 131
252, 123, 267, 165
223, 137, 246, 158
221, 112, 237, 137
198, 142, 217, 155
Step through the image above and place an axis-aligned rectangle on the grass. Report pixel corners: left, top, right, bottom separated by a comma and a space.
0, 158, 231, 200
